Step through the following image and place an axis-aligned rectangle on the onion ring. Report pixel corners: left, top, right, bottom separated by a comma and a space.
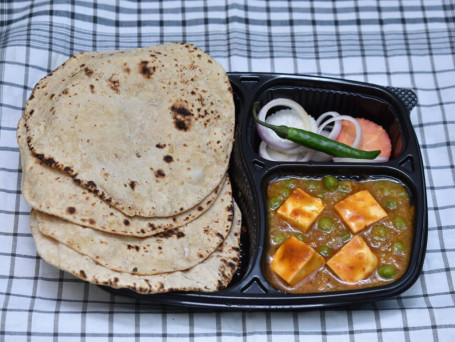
256, 99, 316, 152
258, 142, 300, 161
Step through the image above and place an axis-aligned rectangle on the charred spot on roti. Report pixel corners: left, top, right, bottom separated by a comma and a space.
132, 267, 138, 273
175, 120, 187, 131
129, 180, 137, 190
89, 84, 95, 93
34, 153, 58, 168
64, 166, 73, 173
154, 169, 165, 178
155, 143, 166, 149
139, 60, 155, 78
171, 103, 193, 131
153, 228, 185, 239
67, 207, 76, 214
88, 218, 96, 225
123, 219, 130, 226
127, 244, 140, 251
108, 75, 120, 94
84, 67, 94, 77
62, 88, 69, 95
79, 270, 87, 279
163, 155, 173, 163
29, 109, 34, 116
197, 206, 203, 211
86, 180, 96, 189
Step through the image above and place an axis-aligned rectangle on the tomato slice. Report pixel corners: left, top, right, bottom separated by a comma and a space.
335, 118, 392, 158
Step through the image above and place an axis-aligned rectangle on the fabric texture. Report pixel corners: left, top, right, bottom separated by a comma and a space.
1, 0, 454, 341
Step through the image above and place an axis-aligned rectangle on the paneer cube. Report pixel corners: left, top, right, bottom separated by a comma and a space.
277, 188, 325, 233
327, 235, 378, 283
270, 236, 325, 286
334, 190, 387, 233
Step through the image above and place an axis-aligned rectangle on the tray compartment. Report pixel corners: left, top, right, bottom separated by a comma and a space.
244, 80, 411, 161
257, 164, 426, 294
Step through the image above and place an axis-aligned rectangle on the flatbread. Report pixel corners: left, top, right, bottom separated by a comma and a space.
30, 203, 241, 294
18, 118, 221, 237
35, 178, 234, 275
24, 43, 235, 217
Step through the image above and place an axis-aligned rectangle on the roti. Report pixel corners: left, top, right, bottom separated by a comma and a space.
24, 43, 235, 217
30, 202, 241, 294
35, 178, 234, 275
18, 118, 222, 236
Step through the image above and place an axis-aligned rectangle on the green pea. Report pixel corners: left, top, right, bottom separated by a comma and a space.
393, 216, 408, 230
283, 179, 297, 190
338, 182, 352, 193
372, 225, 388, 239
396, 187, 408, 198
268, 197, 282, 210
393, 241, 405, 255
378, 265, 396, 279
306, 180, 318, 192
316, 191, 327, 199
318, 217, 335, 232
323, 176, 339, 191
383, 200, 398, 210
340, 230, 351, 242
318, 245, 331, 257
277, 187, 291, 198
294, 233, 305, 242
382, 185, 393, 196
272, 232, 285, 244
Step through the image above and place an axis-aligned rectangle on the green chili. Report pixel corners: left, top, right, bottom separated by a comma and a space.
252, 102, 380, 159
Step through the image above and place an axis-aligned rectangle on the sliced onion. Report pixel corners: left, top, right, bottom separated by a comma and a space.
303, 112, 344, 162
256, 99, 316, 152
319, 115, 362, 148
316, 111, 342, 140
258, 142, 300, 161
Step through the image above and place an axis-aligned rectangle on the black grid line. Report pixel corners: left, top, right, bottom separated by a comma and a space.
243, 0, 252, 72
309, 1, 322, 75
265, 1, 275, 73
287, 0, 298, 74
332, 0, 345, 77
396, 4, 442, 335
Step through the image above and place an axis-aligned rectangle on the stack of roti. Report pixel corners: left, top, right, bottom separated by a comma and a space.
18, 43, 241, 294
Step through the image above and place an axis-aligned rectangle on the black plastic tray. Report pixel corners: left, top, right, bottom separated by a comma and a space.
103, 73, 427, 310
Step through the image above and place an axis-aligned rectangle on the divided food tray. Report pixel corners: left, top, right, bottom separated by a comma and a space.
104, 73, 427, 310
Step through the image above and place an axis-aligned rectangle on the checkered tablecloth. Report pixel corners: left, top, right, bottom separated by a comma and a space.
1, 0, 454, 340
